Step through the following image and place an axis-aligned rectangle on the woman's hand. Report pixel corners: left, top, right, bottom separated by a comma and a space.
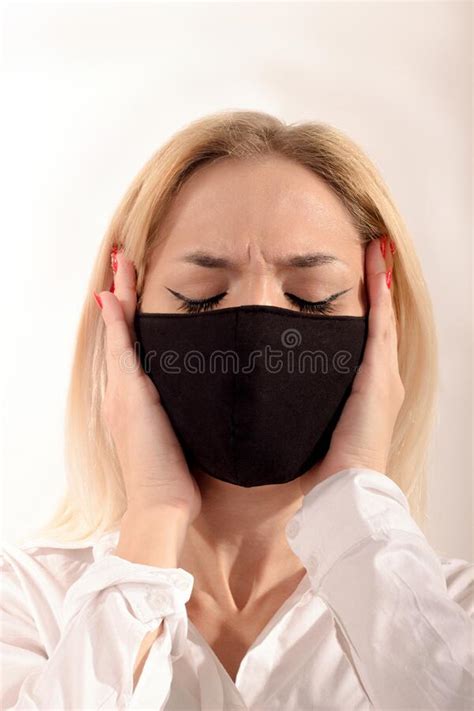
94, 248, 202, 522
299, 236, 403, 496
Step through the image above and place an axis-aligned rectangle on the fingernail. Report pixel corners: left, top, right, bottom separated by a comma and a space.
386, 269, 392, 289
111, 245, 118, 274
389, 240, 396, 255
110, 281, 115, 294
93, 290, 103, 309
380, 236, 387, 259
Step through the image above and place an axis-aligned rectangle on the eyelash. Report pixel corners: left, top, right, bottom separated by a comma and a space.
284, 293, 337, 315
168, 288, 343, 315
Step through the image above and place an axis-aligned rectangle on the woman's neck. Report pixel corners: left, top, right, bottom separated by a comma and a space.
178, 469, 306, 611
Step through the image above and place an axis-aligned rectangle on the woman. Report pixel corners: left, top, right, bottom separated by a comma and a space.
1, 110, 472, 710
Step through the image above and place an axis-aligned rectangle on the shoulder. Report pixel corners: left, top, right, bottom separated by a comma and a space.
0, 529, 119, 600
0, 530, 120, 654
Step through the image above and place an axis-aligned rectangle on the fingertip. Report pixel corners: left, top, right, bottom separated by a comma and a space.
366, 236, 387, 274
97, 290, 128, 326
92, 290, 103, 310
98, 290, 116, 310
115, 249, 137, 285
112, 250, 138, 325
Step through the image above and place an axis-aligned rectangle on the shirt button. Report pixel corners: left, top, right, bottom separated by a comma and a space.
170, 573, 190, 591
146, 588, 169, 608
286, 519, 300, 539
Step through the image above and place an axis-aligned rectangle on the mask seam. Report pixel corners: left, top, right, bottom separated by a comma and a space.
231, 309, 238, 484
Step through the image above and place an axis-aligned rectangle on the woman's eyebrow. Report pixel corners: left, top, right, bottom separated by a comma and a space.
276, 252, 342, 268
178, 250, 345, 269
179, 250, 230, 268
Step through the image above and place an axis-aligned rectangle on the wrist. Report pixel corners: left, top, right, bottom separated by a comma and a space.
115, 505, 191, 567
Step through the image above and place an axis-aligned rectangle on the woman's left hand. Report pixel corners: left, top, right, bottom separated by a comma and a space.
299, 235, 404, 496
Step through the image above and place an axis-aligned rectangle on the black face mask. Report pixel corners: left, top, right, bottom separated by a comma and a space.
133, 305, 368, 487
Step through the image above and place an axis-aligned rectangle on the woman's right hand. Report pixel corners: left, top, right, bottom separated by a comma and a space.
93, 247, 202, 524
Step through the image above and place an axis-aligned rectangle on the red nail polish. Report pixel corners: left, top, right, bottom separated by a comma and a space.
110, 281, 115, 294
389, 240, 396, 255
386, 269, 392, 289
111, 245, 118, 274
380, 236, 387, 259
93, 291, 103, 309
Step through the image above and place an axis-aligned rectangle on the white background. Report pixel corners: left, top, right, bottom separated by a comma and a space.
0, 0, 472, 561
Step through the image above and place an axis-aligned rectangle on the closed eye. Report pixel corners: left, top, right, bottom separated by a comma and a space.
166, 287, 352, 314
166, 288, 228, 313
284, 289, 352, 314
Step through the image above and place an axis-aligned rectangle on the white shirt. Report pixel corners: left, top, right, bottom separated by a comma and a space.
1, 467, 473, 710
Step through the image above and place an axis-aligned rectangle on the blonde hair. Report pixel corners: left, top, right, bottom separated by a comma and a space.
28, 109, 438, 544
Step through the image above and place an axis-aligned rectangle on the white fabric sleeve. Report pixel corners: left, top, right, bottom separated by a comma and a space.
285, 467, 474, 711
0, 546, 194, 710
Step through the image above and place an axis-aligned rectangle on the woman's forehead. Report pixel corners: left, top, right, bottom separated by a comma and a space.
156, 157, 362, 261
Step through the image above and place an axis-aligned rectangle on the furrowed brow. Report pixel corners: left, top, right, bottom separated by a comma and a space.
178, 250, 343, 269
